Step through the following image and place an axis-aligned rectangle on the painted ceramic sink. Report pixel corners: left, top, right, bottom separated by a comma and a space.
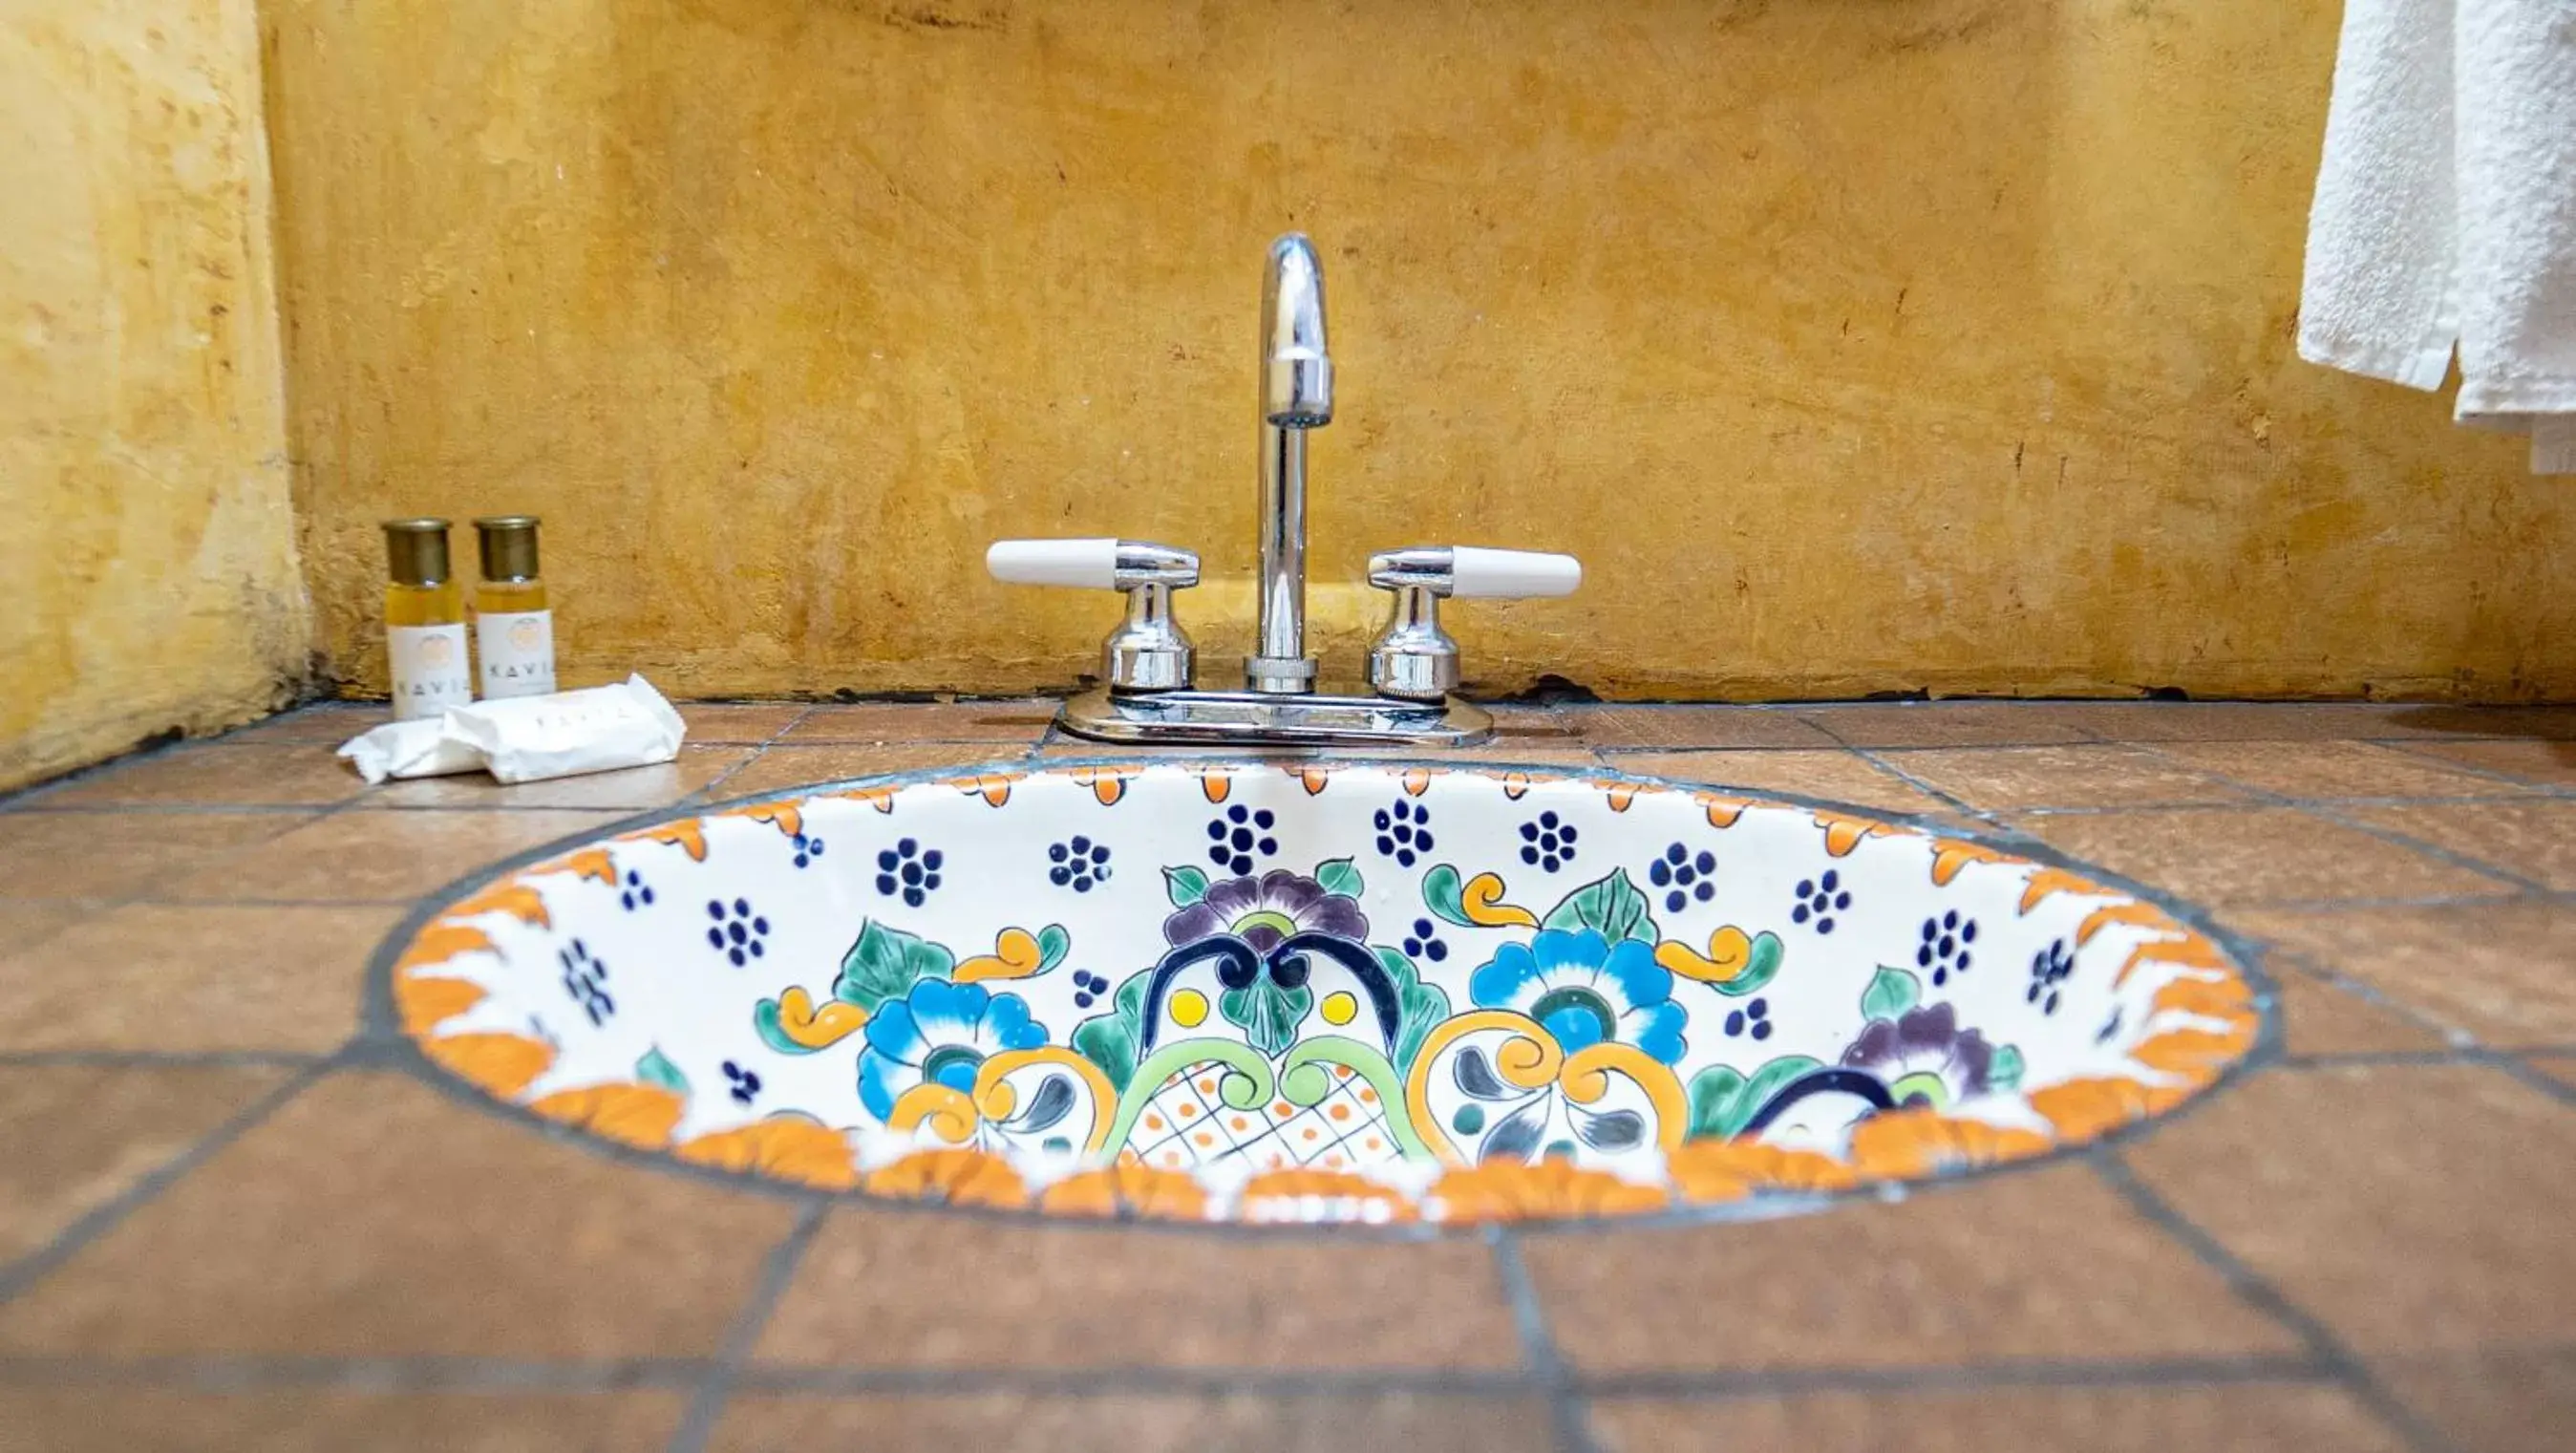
387, 759, 2266, 1225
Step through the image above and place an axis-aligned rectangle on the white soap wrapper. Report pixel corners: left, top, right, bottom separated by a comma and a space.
336, 718, 485, 784
442, 673, 687, 784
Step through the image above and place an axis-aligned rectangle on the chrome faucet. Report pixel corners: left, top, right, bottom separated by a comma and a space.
1248, 235, 1331, 695
987, 233, 1580, 748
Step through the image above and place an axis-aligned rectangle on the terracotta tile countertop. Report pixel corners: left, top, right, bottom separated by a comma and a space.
2, 699, 2572, 1451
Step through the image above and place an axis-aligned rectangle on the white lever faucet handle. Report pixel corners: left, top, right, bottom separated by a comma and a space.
987, 538, 1122, 589
988, 539, 1200, 590
1448, 546, 1583, 600
1367, 545, 1583, 600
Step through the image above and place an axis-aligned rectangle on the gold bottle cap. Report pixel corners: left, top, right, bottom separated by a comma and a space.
382, 518, 453, 588
474, 515, 542, 582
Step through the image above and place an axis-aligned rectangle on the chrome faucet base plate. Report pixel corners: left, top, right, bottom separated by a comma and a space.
1055, 686, 1494, 748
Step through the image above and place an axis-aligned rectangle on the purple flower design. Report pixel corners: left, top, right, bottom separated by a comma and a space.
1840, 1003, 1995, 1108
1163, 868, 1369, 954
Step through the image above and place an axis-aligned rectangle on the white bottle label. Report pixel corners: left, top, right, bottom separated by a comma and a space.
388, 623, 474, 720
476, 609, 557, 698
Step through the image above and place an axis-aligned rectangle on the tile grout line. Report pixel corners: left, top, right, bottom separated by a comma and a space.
2372, 737, 2576, 799
2008, 792, 2544, 818
0, 771, 373, 923
1796, 711, 2118, 753
1573, 1351, 2334, 1400
2488, 1055, 2576, 1111
0, 1049, 328, 1070
669, 704, 819, 809
677, 714, 1056, 811
2259, 947, 2485, 1050
665, 1198, 829, 1453
0, 1352, 713, 1393
2088, 1149, 2462, 1453
1486, 1226, 1606, 1453
0, 1056, 339, 1305
2286, 803, 2556, 897
2219, 888, 2565, 914
1840, 746, 2007, 826
733, 1364, 1543, 1398
5, 1345, 2515, 1399
2115, 745, 2558, 897
0, 1352, 1555, 1398
2278, 1045, 2576, 1068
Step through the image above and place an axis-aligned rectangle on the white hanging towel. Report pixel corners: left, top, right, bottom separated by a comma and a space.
2298, 0, 2576, 473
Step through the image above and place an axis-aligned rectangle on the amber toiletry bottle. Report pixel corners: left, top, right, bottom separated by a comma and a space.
472, 515, 557, 699
382, 518, 473, 719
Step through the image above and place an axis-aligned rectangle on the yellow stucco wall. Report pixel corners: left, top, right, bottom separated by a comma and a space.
1, 0, 309, 790
266, 0, 2574, 703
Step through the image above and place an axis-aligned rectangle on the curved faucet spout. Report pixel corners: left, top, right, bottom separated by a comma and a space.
1262, 234, 1333, 427
1250, 234, 1332, 693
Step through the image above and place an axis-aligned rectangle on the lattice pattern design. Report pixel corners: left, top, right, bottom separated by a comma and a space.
1125, 1060, 1401, 1172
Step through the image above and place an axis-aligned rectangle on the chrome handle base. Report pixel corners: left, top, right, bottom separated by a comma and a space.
989, 538, 1199, 694
1057, 685, 1491, 748
1102, 577, 1194, 695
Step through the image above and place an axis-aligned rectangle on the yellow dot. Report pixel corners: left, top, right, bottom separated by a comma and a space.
1321, 992, 1358, 1026
1171, 989, 1208, 1028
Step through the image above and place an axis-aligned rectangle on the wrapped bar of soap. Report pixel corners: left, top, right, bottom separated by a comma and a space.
336, 674, 688, 785
336, 717, 483, 784
445, 673, 686, 783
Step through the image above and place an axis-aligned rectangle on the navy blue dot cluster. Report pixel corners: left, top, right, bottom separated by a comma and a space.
1918, 909, 1978, 986
1518, 811, 1578, 872
706, 898, 770, 967
1649, 842, 1717, 913
1206, 804, 1278, 876
2028, 938, 2075, 1015
1373, 799, 1435, 867
875, 839, 944, 908
1723, 995, 1773, 1041
1791, 870, 1852, 934
1071, 970, 1112, 1011
1049, 837, 1112, 892
722, 1058, 762, 1106
791, 832, 826, 869
1400, 916, 1449, 963
559, 938, 612, 1025
619, 869, 655, 912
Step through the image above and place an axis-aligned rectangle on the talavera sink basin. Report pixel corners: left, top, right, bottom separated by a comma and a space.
385, 759, 2265, 1225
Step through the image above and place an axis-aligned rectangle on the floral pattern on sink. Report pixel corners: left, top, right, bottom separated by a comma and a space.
385, 760, 2266, 1224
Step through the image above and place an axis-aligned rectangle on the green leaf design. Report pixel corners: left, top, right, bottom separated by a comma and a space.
1714, 930, 1786, 998
752, 998, 820, 1056
1163, 865, 1210, 907
832, 920, 955, 1014
1687, 1054, 1823, 1141
1221, 979, 1314, 1060
1071, 972, 1154, 1094
1989, 1043, 2026, 1092
1316, 857, 1363, 899
1033, 923, 1072, 975
1373, 944, 1455, 1072
635, 1046, 689, 1096
1861, 965, 1922, 1024
1422, 864, 1473, 928
1541, 867, 1656, 944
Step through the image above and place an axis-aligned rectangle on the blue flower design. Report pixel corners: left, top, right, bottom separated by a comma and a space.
858, 978, 1050, 1121
1467, 929, 1686, 1064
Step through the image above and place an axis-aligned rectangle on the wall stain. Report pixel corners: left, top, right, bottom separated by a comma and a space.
879, 3, 1009, 33
3, 0, 309, 789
